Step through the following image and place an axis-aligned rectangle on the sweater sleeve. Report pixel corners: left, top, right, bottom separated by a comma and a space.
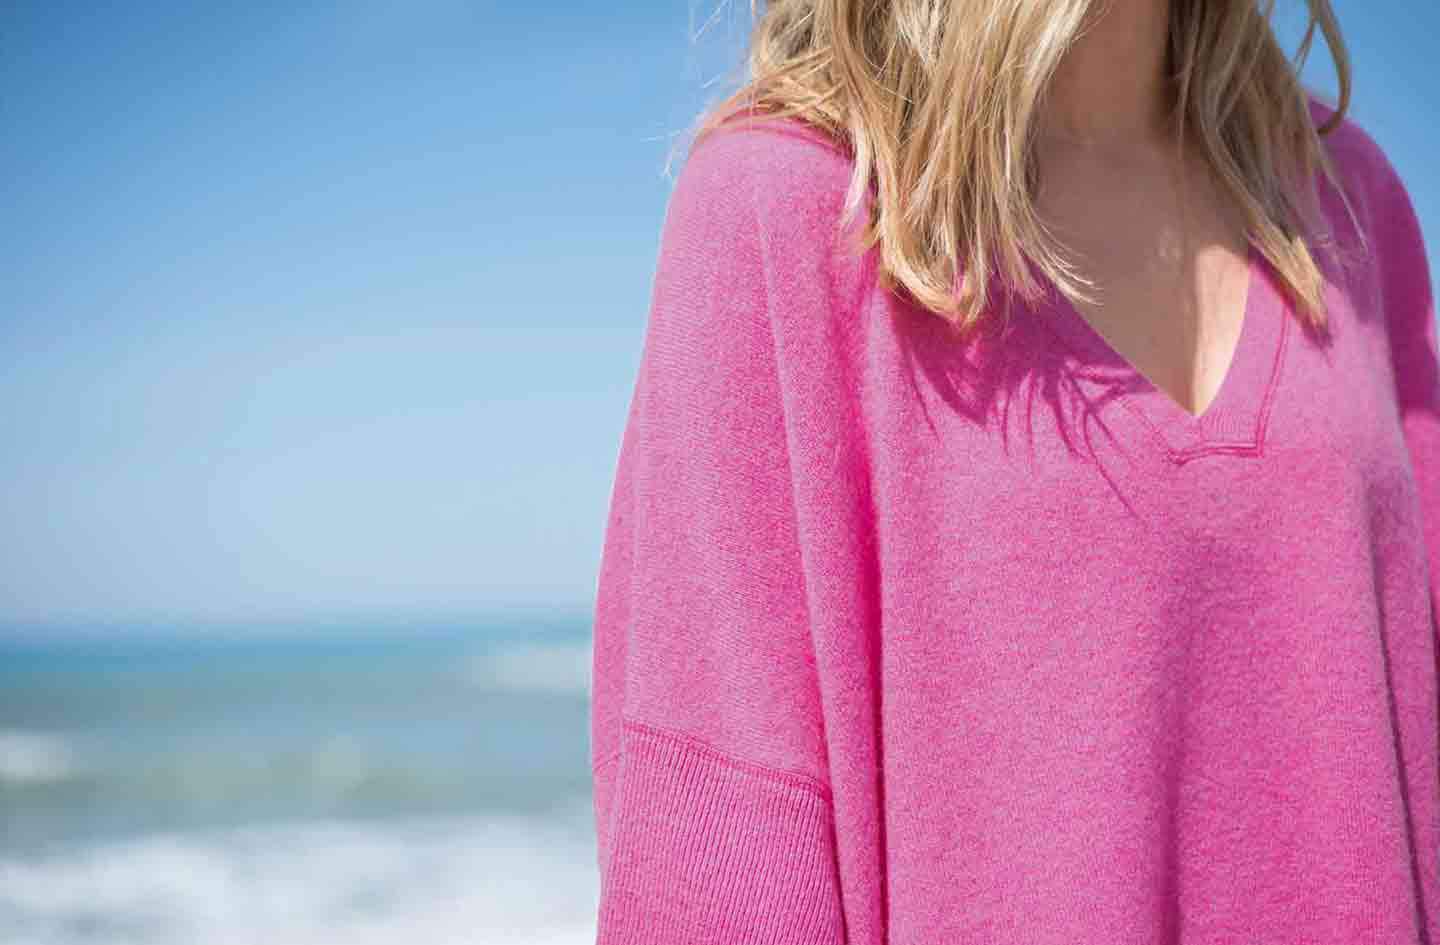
1370, 144, 1440, 639
588, 121, 850, 944
1311, 96, 1440, 634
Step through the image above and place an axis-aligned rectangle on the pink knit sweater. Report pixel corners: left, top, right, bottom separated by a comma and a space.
589, 95, 1440, 943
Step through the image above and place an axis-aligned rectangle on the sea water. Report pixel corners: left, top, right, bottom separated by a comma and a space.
0, 616, 600, 945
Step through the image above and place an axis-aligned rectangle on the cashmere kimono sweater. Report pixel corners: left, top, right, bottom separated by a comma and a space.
588, 94, 1440, 944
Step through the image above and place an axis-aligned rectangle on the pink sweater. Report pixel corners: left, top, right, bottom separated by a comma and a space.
589, 95, 1440, 943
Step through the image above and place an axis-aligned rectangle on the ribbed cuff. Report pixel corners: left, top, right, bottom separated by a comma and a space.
595, 718, 846, 944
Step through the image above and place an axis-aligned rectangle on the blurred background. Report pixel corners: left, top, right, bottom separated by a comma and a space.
1, 2, 1435, 943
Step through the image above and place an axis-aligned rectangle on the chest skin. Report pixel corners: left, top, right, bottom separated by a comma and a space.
1032, 135, 1255, 420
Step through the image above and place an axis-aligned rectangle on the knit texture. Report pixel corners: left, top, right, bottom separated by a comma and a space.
590, 95, 1440, 944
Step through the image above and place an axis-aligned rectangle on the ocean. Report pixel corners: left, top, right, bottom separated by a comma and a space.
0, 616, 601, 944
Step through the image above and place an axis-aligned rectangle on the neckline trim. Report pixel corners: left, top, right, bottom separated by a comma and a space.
1032, 241, 1292, 464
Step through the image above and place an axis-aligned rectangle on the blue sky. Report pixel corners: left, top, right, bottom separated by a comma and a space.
1, 1, 1435, 631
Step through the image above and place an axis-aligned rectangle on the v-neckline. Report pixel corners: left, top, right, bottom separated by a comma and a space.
1034, 240, 1292, 463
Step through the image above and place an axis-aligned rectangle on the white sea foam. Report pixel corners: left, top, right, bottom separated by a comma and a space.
0, 802, 600, 945
469, 640, 592, 694
0, 730, 79, 784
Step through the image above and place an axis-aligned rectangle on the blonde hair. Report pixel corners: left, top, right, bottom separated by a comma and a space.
687, 0, 1355, 337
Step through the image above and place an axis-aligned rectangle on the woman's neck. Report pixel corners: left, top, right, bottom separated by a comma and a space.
1039, 0, 1176, 149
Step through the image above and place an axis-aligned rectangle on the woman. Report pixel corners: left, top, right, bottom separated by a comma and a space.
591, 0, 1439, 941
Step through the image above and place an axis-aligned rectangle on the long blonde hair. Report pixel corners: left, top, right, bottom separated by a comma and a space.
688, 0, 1355, 336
